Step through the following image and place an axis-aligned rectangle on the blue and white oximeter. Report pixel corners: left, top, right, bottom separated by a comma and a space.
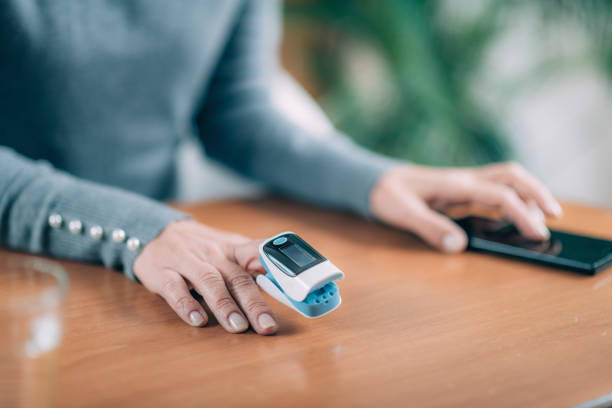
257, 232, 344, 318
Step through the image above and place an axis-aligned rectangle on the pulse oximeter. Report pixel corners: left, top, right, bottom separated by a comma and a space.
257, 232, 344, 318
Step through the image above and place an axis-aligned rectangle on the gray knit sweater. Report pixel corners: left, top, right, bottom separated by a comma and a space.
0, 0, 392, 279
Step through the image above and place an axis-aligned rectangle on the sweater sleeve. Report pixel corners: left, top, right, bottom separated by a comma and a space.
0, 147, 189, 280
196, 0, 396, 217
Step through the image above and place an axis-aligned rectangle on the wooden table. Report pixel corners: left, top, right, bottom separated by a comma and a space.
7, 199, 612, 407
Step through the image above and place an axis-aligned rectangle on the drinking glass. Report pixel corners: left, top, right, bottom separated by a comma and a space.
0, 257, 70, 408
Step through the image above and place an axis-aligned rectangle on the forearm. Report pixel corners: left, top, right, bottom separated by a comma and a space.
0, 147, 188, 279
201, 108, 395, 216
196, 0, 395, 216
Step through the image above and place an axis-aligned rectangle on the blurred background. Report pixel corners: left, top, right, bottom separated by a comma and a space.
179, 0, 612, 207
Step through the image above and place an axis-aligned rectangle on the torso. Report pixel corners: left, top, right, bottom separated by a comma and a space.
0, 0, 241, 198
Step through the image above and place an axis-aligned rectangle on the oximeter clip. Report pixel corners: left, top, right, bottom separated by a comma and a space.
257, 232, 344, 318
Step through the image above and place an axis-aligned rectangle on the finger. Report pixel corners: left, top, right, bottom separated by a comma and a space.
234, 240, 266, 275
155, 270, 208, 327
187, 262, 250, 334
465, 181, 549, 240
527, 200, 545, 222
389, 195, 468, 253
217, 259, 278, 335
481, 162, 562, 218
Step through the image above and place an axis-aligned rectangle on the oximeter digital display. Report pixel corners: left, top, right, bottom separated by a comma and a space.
279, 244, 316, 268
262, 233, 324, 276
257, 232, 344, 318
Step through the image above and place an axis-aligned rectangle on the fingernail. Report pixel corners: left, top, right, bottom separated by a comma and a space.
228, 312, 249, 332
536, 222, 550, 239
551, 202, 563, 217
442, 234, 464, 253
189, 311, 204, 326
258, 313, 276, 330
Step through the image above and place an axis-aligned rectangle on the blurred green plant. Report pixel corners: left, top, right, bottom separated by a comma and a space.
284, 0, 612, 166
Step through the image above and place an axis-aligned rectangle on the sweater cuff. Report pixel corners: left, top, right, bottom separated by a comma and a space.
338, 146, 399, 218
44, 173, 190, 281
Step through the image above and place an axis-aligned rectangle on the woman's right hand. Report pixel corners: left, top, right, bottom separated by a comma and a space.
133, 220, 278, 335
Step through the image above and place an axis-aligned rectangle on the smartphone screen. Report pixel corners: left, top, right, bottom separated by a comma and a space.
455, 216, 612, 275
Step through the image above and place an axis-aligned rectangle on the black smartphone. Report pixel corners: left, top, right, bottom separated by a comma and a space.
455, 216, 612, 275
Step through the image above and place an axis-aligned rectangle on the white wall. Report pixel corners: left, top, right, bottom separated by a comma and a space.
474, 4, 612, 208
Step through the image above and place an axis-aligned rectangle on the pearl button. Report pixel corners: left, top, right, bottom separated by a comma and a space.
89, 225, 103, 240
126, 237, 141, 251
48, 213, 63, 228
68, 220, 83, 234
112, 228, 126, 243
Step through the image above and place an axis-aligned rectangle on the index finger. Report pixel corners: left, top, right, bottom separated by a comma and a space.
234, 240, 266, 275
481, 163, 562, 218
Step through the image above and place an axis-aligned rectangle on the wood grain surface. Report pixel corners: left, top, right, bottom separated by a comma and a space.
4, 198, 612, 407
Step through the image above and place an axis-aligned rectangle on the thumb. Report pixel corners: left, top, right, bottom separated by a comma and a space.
234, 239, 266, 275
400, 206, 468, 253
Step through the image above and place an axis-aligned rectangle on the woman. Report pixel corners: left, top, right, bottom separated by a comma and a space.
0, 1, 561, 335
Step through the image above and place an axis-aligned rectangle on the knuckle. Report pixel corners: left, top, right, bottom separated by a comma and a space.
174, 294, 194, 312
221, 242, 239, 260
197, 269, 223, 287
498, 188, 521, 207
227, 273, 255, 293
502, 191, 519, 205
409, 205, 430, 220
203, 243, 224, 257
225, 232, 249, 244
403, 206, 428, 225
160, 277, 180, 296
214, 296, 235, 311
505, 161, 524, 176
449, 174, 475, 191
245, 300, 268, 314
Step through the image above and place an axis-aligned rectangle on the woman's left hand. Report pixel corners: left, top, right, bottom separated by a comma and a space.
370, 162, 562, 253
